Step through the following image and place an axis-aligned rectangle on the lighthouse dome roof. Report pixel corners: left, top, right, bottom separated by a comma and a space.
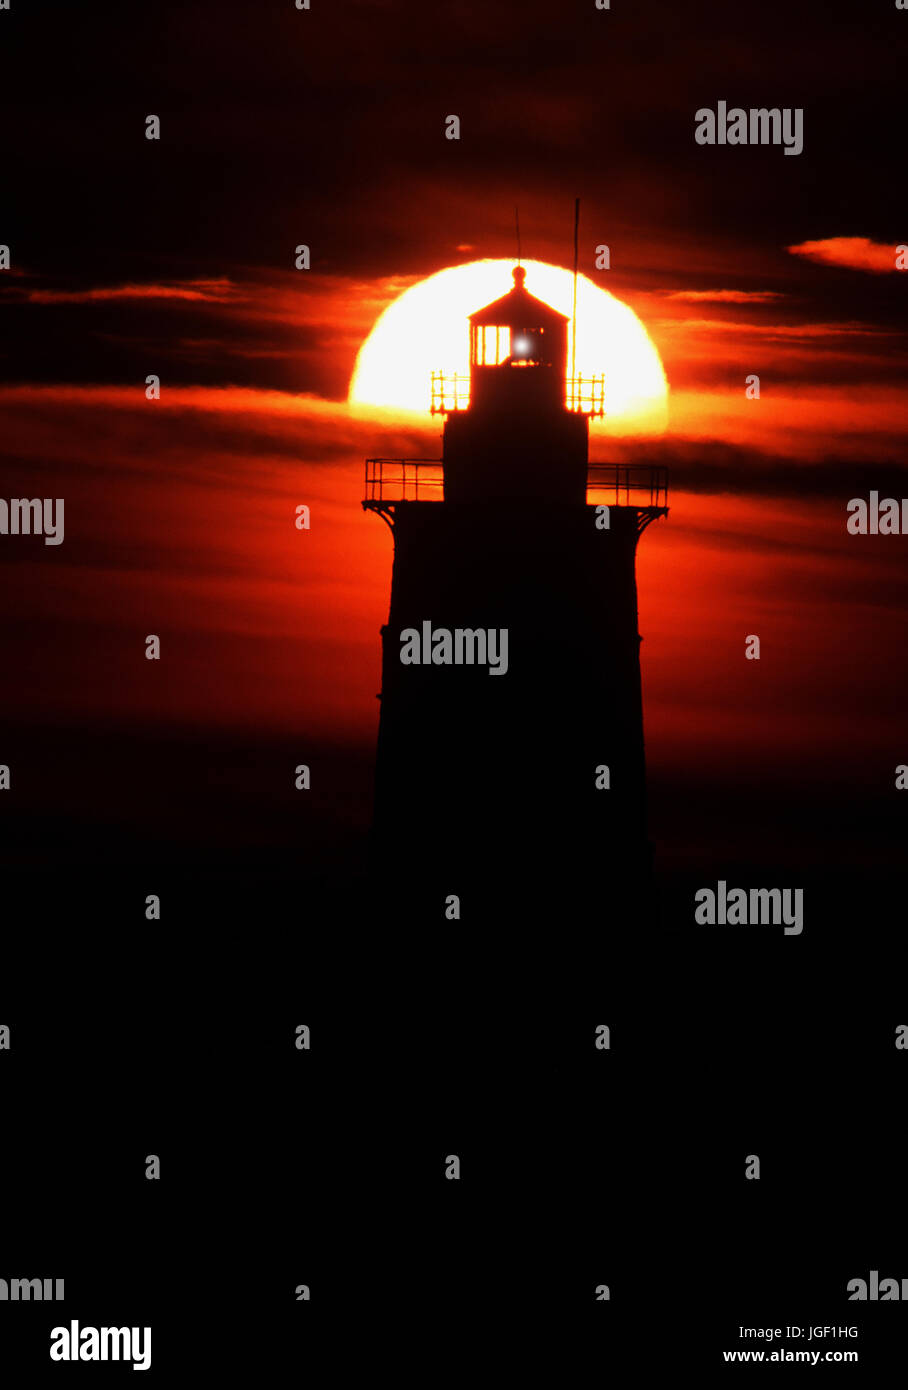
469, 265, 569, 327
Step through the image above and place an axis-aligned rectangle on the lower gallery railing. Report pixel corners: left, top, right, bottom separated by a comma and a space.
364, 460, 668, 508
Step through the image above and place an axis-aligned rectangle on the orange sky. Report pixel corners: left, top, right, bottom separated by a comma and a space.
2, 249, 908, 869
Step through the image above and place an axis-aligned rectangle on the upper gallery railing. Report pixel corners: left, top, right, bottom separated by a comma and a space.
429, 371, 605, 416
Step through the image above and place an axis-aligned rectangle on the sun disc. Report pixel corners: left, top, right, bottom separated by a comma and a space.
348, 258, 668, 434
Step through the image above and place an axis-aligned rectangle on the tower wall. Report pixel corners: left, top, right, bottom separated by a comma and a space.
443, 409, 588, 505
372, 500, 650, 886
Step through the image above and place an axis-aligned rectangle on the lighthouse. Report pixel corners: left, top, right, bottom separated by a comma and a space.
363, 266, 667, 894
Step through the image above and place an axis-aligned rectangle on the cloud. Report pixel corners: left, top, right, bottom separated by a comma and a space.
22, 278, 242, 305
0, 384, 438, 477
660, 384, 908, 463
666, 290, 787, 303
787, 237, 903, 273
660, 318, 887, 339
607, 432, 908, 500
0, 267, 406, 398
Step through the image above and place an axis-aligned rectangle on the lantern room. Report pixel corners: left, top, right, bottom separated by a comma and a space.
465, 265, 568, 413
431, 265, 603, 418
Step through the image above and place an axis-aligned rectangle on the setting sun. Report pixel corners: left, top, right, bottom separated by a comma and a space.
348, 258, 669, 434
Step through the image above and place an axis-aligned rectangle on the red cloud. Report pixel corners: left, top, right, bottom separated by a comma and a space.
666, 290, 786, 303
24, 278, 241, 304
787, 237, 903, 273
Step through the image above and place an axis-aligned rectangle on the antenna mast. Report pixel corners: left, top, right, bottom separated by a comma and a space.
515, 206, 521, 267
571, 198, 580, 397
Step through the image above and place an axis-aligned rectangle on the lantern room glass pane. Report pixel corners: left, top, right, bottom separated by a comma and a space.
478, 325, 510, 365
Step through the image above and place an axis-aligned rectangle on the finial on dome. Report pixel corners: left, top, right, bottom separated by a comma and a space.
512, 265, 526, 288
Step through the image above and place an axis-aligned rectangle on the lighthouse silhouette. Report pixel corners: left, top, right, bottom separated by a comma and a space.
364, 265, 667, 899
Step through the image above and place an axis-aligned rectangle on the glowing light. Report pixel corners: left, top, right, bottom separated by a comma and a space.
349, 258, 669, 433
